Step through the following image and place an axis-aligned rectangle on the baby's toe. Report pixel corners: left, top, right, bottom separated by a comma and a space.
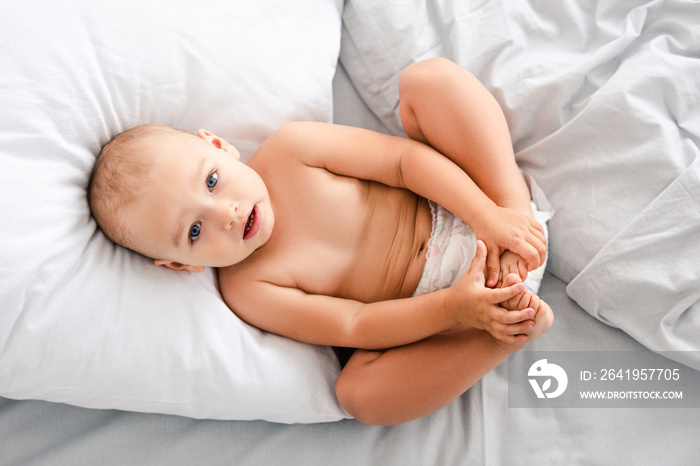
500, 273, 528, 310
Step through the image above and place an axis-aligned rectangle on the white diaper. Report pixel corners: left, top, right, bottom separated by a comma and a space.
413, 174, 554, 297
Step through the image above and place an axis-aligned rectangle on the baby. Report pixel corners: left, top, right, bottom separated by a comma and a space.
89, 58, 553, 425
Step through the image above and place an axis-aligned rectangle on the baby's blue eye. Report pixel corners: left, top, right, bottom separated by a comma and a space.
189, 223, 201, 243
207, 171, 218, 190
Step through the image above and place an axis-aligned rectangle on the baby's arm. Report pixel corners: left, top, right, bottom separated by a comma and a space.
222, 242, 532, 350
399, 58, 544, 285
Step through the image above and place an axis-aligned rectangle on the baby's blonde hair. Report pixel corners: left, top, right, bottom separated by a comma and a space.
88, 123, 195, 257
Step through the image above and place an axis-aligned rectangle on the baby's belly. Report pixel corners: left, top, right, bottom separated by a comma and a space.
400, 236, 430, 297
397, 198, 432, 297
339, 188, 433, 302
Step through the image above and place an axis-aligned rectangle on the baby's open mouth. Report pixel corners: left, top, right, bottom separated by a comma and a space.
243, 205, 260, 240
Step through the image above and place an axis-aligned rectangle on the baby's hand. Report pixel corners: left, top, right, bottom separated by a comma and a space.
471, 205, 546, 288
447, 241, 537, 344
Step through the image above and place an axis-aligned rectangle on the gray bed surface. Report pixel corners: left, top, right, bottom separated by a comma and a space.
2, 272, 697, 466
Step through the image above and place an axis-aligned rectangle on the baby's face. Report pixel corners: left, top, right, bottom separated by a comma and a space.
123, 130, 274, 270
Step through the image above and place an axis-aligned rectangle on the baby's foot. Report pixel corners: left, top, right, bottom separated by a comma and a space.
526, 297, 554, 342
500, 273, 529, 311
499, 273, 553, 342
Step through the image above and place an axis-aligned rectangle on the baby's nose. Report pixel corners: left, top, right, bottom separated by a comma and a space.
218, 202, 239, 229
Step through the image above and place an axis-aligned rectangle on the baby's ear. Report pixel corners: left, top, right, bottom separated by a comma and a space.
154, 259, 205, 273
197, 129, 240, 160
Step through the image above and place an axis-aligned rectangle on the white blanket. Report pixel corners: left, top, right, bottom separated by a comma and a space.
568, 156, 700, 366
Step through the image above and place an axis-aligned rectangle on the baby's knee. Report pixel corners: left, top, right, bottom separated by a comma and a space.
335, 371, 375, 424
335, 351, 391, 425
399, 57, 455, 95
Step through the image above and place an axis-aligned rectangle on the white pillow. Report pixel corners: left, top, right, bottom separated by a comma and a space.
0, 0, 349, 423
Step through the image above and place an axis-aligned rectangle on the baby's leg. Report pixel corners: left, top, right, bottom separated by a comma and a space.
335, 326, 520, 425
398, 58, 532, 216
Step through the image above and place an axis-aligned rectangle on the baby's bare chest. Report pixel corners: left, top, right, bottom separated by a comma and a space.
264, 172, 431, 302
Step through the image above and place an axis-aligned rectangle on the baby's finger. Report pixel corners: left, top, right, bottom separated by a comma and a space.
506, 318, 536, 336
489, 282, 526, 304
527, 227, 547, 265
485, 245, 501, 288
514, 242, 540, 273
468, 240, 488, 279
494, 332, 528, 345
502, 308, 535, 325
517, 259, 529, 281
529, 219, 546, 241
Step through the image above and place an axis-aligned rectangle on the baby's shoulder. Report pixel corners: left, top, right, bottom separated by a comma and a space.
250, 121, 335, 167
